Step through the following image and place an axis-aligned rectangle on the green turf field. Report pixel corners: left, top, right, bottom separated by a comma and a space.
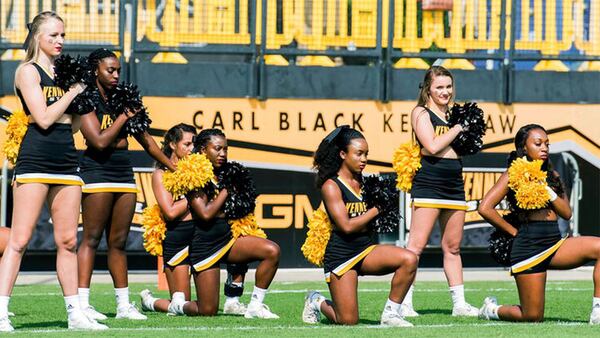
4, 280, 599, 337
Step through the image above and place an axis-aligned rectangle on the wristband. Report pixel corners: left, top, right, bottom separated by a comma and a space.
545, 185, 558, 202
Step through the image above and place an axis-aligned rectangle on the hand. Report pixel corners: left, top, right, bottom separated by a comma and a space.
125, 108, 139, 119
511, 228, 518, 237
69, 82, 87, 95
453, 124, 465, 133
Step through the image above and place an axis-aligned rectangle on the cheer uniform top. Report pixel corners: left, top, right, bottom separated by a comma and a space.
411, 107, 467, 210
78, 90, 137, 193
189, 182, 236, 272
323, 176, 376, 283
14, 63, 82, 185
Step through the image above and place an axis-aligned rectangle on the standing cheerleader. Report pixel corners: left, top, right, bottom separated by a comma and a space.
140, 123, 197, 313
478, 124, 600, 323
401, 66, 478, 317
302, 126, 417, 326
168, 129, 281, 319
0, 11, 106, 331
76, 48, 175, 321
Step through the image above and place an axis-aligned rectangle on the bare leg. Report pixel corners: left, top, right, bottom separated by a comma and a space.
105, 193, 136, 289
184, 267, 220, 316
439, 209, 466, 287
360, 245, 417, 303
152, 265, 191, 312
497, 272, 546, 322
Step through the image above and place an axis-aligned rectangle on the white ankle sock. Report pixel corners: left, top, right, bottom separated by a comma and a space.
402, 285, 414, 307
593, 297, 600, 309
225, 296, 240, 304
78, 288, 90, 308
64, 295, 80, 314
385, 298, 402, 313
449, 284, 466, 307
0, 296, 9, 318
249, 286, 267, 305
115, 287, 130, 309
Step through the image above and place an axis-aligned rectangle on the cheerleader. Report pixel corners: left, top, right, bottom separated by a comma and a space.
168, 129, 281, 319
139, 123, 196, 313
76, 48, 175, 321
302, 126, 417, 326
401, 66, 478, 317
0, 11, 106, 331
478, 124, 600, 323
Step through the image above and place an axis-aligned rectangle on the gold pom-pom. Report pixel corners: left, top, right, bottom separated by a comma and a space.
141, 204, 167, 256
229, 213, 267, 239
162, 153, 214, 196
301, 208, 333, 267
3, 109, 29, 165
508, 157, 550, 209
392, 141, 422, 192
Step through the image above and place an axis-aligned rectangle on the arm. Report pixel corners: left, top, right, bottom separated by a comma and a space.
321, 180, 378, 234
478, 172, 518, 236
151, 170, 190, 221
15, 64, 85, 130
411, 106, 462, 155
135, 131, 176, 171
187, 188, 228, 221
79, 111, 129, 150
548, 171, 572, 220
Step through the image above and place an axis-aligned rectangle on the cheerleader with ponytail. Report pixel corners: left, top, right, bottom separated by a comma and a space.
167, 129, 281, 319
402, 66, 480, 318
139, 124, 197, 315
76, 48, 175, 322
0, 11, 106, 332
478, 124, 600, 324
301, 126, 417, 327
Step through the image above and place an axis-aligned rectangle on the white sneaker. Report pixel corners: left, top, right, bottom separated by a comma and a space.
140, 289, 157, 312
82, 305, 108, 321
7, 312, 14, 317
223, 300, 247, 315
244, 302, 279, 319
380, 309, 413, 327
590, 305, 600, 324
478, 296, 499, 320
167, 292, 186, 316
0, 316, 14, 332
68, 310, 109, 330
399, 303, 420, 317
116, 303, 147, 320
302, 291, 324, 324
452, 302, 479, 317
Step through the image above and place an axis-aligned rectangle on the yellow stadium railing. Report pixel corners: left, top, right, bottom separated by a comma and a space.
1, 0, 599, 70
574, 0, 600, 70
1, 0, 120, 55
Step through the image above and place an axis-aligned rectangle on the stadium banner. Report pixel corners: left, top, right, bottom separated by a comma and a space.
0, 97, 598, 267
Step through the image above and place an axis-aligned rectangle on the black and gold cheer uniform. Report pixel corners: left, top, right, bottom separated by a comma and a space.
79, 91, 137, 193
162, 219, 195, 268
323, 176, 376, 283
189, 183, 236, 272
510, 220, 566, 275
14, 63, 82, 185
411, 107, 467, 210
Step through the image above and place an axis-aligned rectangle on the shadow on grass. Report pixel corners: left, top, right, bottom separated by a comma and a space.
414, 309, 453, 315
16, 320, 67, 329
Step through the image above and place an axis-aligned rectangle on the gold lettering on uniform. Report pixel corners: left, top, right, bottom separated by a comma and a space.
435, 126, 449, 136
101, 115, 114, 130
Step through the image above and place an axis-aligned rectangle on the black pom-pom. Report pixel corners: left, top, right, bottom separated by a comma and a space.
362, 175, 400, 233
107, 83, 151, 135
216, 162, 258, 219
488, 213, 519, 266
68, 87, 102, 115
54, 54, 94, 90
447, 102, 486, 156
